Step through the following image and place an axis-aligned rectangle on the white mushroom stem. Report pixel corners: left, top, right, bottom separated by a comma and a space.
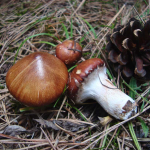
75, 65, 137, 120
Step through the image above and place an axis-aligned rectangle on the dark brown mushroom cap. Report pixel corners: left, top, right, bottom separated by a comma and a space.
68, 58, 104, 101
6, 52, 68, 107
56, 40, 82, 65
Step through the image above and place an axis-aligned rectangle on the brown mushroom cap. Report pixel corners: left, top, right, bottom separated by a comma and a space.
68, 58, 104, 101
6, 52, 68, 107
56, 40, 82, 65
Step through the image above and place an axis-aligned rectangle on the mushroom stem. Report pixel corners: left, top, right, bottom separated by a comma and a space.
75, 65, 137, 120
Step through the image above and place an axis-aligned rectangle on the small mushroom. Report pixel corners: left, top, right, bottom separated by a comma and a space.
6, 52, 68, 107
68, 58, 137, 120
56, 40, 82, 66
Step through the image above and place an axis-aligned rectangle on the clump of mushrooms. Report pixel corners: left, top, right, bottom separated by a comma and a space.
6, 52, 68, 107
68, 58, 137, 120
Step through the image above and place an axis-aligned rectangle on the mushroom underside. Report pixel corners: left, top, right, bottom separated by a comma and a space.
74, 66, 137, 120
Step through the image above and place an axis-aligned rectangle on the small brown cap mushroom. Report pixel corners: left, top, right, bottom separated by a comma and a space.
67, 58, 137, 120
6, 52, 68, 107
56, 40, 82, 65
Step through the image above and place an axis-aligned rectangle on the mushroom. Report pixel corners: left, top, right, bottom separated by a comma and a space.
56, 40, 82, 66
6, 52, 68, 107
68, 58, 137, 120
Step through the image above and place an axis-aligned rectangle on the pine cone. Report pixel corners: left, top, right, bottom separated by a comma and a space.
106, 18, 150, 81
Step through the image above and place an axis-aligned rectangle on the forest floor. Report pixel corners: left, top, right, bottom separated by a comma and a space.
0, 0, 150, 150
